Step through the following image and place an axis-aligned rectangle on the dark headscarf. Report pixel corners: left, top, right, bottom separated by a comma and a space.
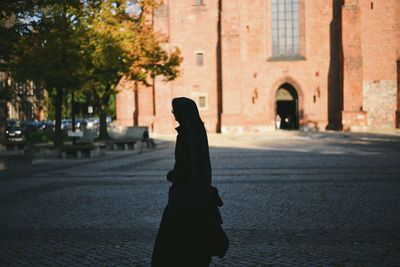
172, 97, 212, 186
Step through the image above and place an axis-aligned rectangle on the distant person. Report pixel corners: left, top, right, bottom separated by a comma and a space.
143, 129, 149, 140
140, 129, 156, 153
275, 114, 281, 129
152, 97, 228, 267
79, 119, 87, 129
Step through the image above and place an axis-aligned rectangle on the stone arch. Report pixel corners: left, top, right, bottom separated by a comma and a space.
269, 76, 304, 129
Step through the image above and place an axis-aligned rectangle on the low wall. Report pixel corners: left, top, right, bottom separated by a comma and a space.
79, 126, 148, 143
109, 126, 148, 140
0, 150, 32, 171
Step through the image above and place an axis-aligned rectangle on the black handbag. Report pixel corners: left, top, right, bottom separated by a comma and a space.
208, 186, 229, 258
209, 219, 229, 258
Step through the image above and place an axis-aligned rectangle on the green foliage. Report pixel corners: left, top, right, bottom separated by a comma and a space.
25, 130, 54, 144
2, 0, 182, 143
11, 1, 86, 89
81, 0, 181, 97
108, 92, 116, 119
63, 90, 88, 118
25, 129, 74, 144
8, 1, 88, 146
0, 1, 28, 69
80, 0, 181, 140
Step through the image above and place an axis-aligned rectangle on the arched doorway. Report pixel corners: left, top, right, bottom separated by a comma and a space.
275, 83, 299, 130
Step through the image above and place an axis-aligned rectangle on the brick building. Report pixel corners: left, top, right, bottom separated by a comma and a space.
0, 72, 47, 122
116, 0, 400, 133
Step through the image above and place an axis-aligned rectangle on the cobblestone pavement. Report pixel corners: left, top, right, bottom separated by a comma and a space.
0, 131, 400, 266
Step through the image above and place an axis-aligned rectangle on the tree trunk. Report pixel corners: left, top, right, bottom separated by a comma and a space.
54, 87, 64, 147
71, 91, 76, 144
0, 99, 7, 144
0, 73, 10, 144
134, 82, 139, 126
97, 92, 111, 140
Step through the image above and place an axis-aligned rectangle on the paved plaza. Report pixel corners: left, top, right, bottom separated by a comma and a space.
0, 131, 400, 266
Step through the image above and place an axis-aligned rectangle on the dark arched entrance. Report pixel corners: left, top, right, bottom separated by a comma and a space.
275, 83, 299, 130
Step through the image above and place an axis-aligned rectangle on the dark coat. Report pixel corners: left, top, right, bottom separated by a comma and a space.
151, 98, 228, 267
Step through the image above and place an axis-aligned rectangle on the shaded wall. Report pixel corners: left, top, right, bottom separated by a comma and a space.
327, 0, 344, 130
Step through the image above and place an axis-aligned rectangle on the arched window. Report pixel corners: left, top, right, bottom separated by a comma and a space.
271, 0, 300, 59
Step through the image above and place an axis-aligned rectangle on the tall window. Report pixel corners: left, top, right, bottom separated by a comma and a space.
194, 0, 203, 5
193, 94, 208, 109
272, 0, 300, 58
196, 52, 204, 66
198, 96, 206, 108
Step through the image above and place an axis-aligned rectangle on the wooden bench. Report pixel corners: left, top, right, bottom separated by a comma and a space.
107, 138, 157, 151
108, 139, 138, 151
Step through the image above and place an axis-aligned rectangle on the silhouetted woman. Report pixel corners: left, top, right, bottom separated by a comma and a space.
151, 97, 228, 267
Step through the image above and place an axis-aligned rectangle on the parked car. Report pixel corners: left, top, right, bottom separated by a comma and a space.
36, 120, 54, 131
61, 119, 73, 130
82, 117, 99, 129
5, 125, 25, 142
21, 120, 40, 133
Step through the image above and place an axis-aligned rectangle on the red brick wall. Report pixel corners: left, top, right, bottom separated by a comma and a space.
220, 0, 242, 129
221, 0, 331, 132
155, 0, 219, 133
341, 0, 365, 131
116, 77, 135, 126
137, 83, 155, 128
153, 76, 174, 133
361, 0, 399, 81
115, 0, 400, 133
360, 0, 400, 128
342, 1, 363, 112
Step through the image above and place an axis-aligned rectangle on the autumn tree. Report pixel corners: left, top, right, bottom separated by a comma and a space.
2, 0, 181, 145
0, 1, 27, 142
10, 0, 87, 147
82, 0, 181, 140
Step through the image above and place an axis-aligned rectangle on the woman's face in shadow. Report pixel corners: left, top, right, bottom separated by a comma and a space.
172, 109, 176, 121
172, 108, 179, 123
172, 97, 198, 125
